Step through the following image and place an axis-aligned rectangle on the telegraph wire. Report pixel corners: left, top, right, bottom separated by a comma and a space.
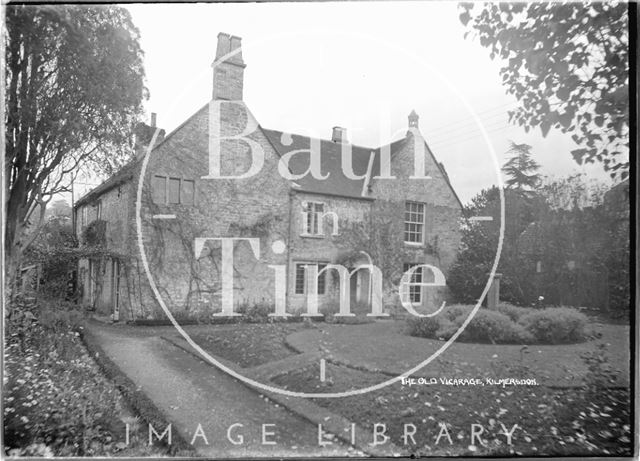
428, 123, 515, 151
425, 116, 512, 145
424, 110, 512, 142
424, 101, 518, 134
428, 117, 514, 146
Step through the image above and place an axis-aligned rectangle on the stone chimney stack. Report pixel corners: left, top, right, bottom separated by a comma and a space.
212, 32, 246, 100
332, 126, 348, 143
151, 112, 157, 127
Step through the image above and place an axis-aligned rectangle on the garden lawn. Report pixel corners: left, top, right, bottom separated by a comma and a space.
286, 321, 630, 387
183, 322, 306, 368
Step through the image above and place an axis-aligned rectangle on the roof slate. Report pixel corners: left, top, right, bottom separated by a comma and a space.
262, 128, 405, 199
75, 159, 141, 208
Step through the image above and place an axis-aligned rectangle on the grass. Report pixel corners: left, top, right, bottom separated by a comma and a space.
175, 317, 631, 456
185, 323, 306, 368
285, 322, 630, 387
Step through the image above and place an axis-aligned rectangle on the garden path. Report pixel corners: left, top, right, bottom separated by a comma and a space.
84, 320, 356, 457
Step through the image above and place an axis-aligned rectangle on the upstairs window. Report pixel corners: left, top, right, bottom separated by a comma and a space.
401, 263, 423, 304
152, 175, 195, 205
152, 176, 166, 204
303, 202, 325, 235
182, 180, 195, 205
168, 178, 180, 204
404, 201, 425, 244
294, 262, 327, 295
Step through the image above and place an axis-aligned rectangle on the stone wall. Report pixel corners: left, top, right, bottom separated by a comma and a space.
287, 191, 372, 312
137, 101, 291, 319
371, 130, 463, 313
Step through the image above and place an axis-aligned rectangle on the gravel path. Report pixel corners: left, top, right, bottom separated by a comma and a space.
85, 321, 353, 457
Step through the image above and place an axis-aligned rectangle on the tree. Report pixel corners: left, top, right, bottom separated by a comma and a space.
459, 2, 629, 179
502, 141, 542, 191
448, 186, 544, 305
46, 199, 72, 221
5, 5, 147, 280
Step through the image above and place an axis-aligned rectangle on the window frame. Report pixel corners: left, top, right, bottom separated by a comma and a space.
294, 261, 328, 295
401, 262, 423, 305
404, 201, 426, 245
152, 175, 167, 204
302, 201, 326, 236
151, 175, 196, 206
168, 177, 181, 204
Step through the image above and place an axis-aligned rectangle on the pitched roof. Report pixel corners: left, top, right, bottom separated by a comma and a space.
77, 104, 462, 208
262, 128, 405, 199
74, 105, 209, 209
75, 159, 141, 208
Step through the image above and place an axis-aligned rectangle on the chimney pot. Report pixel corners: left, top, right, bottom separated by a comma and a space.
151, 112, 157, 128
212, 32, 245, 100
332, 126, 347, 143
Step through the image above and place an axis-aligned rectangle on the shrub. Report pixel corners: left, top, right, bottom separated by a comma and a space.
320, 301, 373, 324
518, 307, 588, 344
235, 300, 276, 323
454, 309, 533, 344
406, 316, 441, 338
406, 306, 533, 344
497, 302, 533, 322
443, 304, 475, 322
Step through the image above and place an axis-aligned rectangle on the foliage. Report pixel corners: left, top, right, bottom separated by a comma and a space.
447, 186, 543, 305
319, 301, 375, 324
459, 2, 629, 179
496, 302, 531, 322
335, 199, 410, 293
235, 300, 278, 323
5, 4, 147, 277
580, 343, 619, 399
541, 173, 608, 210
24, 220, 127, 303
82, 219, 107, 247
23, 218, 78, 299
518, 307, 588, 344
407, 308, 533, 344
407, 304, 589, 345
442, 304, 475, 321
3, 298, 173, 457
501, 141, 542, 191
454, 309, 533, 344
45, 199, 72, 221
449, 175, 627, 312
405, 316, 441, 338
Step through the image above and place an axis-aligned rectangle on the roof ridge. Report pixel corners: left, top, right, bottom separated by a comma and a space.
262, 127, 404, 152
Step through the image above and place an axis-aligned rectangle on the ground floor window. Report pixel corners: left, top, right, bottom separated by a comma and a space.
294, 262, 327, 295
401, 262, 423, 304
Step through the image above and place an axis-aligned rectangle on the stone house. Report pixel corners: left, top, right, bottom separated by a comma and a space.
74, 33, 463, 321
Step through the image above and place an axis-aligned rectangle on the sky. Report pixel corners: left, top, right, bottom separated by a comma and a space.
77, 2, 613, 205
